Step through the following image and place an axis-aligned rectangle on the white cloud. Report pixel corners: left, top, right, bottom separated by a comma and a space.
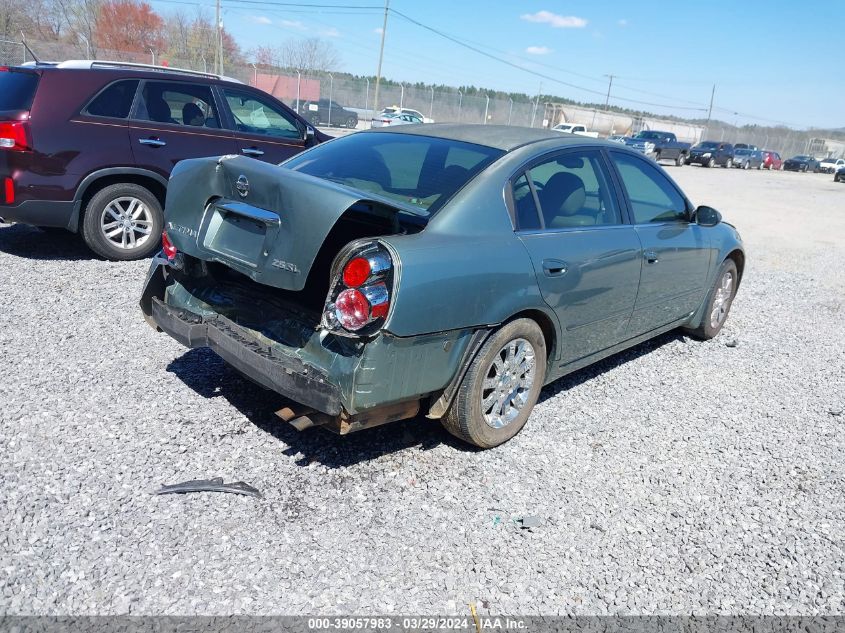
617, 19, 628, 27
248, 15, 272, 25
525, 46, 553, 55
520, 10, 587, 28
373, 27, 383, 35
320, 27, 340, 37
280, 19, 307, 31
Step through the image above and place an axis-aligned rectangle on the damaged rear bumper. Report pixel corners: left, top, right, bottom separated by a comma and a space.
150, 296, 343, 416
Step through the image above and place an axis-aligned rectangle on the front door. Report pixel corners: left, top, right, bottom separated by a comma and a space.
129, 79, 236, 180
608, 151, 711, 334
513, 149, 642, 365
220, 87, 308, 164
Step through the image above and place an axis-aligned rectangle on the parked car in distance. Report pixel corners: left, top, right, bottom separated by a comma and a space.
0, 61, 327, 260
783, 155, 820, 172
298, 99, 358, 128
734, 143, 759, 151
688, 141, 736, 168
623, 131, 691, 165
834, 166, 845, 183
551, 123, 599, 138
141, 127, 744, 449
606, 135, 630, 143
379, 106, 433, 123
370, 112, 423, 128
762, 150, 783, 170
733, 148, 764, 170
818, 157, 845, 174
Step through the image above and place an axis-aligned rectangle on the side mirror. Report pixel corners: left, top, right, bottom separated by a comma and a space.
694, 205, 722, 227
304, 125, 315, 144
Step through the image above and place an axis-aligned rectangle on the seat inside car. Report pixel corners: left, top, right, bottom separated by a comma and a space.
538, 172, 594, 227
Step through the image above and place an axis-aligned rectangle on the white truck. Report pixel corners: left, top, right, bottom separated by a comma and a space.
551, 123, 600, 138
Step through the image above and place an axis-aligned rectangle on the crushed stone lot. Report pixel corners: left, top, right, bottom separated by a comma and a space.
1, 166, 844, 615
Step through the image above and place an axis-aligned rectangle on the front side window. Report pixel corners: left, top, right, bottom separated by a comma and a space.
523, 150, 621, 229
224, 89, 300, 139
611, 152, 689, 224
84, 80, 139, 119
135, 81, 218, 128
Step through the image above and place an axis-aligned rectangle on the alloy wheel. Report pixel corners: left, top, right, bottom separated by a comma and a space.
481, 338, 536, 429
100, 196, 153, 251
710, 270, 734, 329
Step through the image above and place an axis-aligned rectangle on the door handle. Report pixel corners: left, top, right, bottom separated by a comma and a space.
241, 147, 265, 157
138, 137, 166, 148
644, 250, 659, 263
542, 259, 568, 276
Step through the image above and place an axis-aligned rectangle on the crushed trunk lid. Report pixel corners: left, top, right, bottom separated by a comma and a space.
164, 154, 415, 291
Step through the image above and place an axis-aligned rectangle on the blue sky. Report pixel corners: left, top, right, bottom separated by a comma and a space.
151, 0, 844, 129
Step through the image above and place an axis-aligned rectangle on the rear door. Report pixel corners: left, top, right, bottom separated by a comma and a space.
513, 148, 642, 364
220, 87, 308, 163
608, 150, 711, 335
128, 79, 236, 180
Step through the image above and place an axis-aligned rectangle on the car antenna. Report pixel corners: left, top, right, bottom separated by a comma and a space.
20, 32, 40, 63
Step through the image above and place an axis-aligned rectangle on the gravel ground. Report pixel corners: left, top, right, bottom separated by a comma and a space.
1, 166, 843, 616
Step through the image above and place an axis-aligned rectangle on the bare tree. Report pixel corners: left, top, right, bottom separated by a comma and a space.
55, 0, 101, 57
279, 37, 339, 75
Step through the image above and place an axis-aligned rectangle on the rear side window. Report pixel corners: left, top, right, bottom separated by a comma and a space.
0, 70, 39, 110
84, 80, 139, 118
135, 81, 219, 128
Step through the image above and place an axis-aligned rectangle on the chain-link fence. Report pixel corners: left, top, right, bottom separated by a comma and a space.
8, 36, 844, 159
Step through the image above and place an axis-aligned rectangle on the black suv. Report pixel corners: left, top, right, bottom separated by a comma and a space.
0, 61, 330, 260
688, 141, 736, 168
298, 99, 358, 128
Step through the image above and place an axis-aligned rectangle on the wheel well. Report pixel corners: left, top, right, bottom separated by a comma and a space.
507, 309, 557, 360
79, 174, 166, 218
727, 249, 745, 286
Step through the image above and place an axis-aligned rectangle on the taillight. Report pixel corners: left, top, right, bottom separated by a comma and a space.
0, 121, 31, 151
3, 177, 13, 204
323, 242, 393, 335
161, 230, 177, 260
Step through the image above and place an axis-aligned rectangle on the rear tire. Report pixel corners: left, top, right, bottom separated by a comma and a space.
683, 259, 739, 341
442, 318, 546, 448
81, 183, 163, 261
724, 158, 733, 169
675, 153, 686, 167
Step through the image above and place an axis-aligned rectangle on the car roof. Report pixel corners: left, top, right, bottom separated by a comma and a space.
20, 60, 244, 85
361, 123, 610, 152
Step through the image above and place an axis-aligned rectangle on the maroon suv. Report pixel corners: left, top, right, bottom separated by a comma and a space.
0, 61, 330, 259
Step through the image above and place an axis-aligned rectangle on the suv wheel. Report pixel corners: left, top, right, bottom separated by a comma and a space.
442, 318, 546, 448
675, 153, 686, 167
81, 183, 162, 260
707, 157, 716, 168
724, 158, 733, 169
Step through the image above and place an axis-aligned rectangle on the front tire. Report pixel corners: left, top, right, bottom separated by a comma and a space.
81, 183, 162, 260
442, 318, 546, 448
707, 157, 716, 168
345, 116, 357, 128
684, 259, 738, 340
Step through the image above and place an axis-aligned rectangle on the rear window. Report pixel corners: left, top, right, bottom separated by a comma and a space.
0, 70, 39, 110
284, 132, 504, 215
84, 80, 139, 118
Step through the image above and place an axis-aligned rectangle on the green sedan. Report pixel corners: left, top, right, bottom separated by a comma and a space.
141, 125, 744, 448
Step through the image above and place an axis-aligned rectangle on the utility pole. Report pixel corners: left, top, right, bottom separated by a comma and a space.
372, 0, 390, 117
603, 74, 614, 111
703, 84, 716, 141
214, 0, 220, 74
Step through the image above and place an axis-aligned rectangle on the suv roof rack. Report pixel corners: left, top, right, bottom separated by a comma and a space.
46, 59, 242, 83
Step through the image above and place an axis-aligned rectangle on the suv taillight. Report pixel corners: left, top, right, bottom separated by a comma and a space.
322, 242, 393, 335
0, 121, 31, 151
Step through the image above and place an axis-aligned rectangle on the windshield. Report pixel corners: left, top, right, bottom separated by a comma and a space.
635, 131, 664, 140
0, 69, 39, 110
793, 155, 811, 160
284, 132, 504, 215
696, 142, 720, 150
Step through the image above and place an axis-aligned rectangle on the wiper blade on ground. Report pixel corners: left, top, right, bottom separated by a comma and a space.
154, 477, 262, 498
